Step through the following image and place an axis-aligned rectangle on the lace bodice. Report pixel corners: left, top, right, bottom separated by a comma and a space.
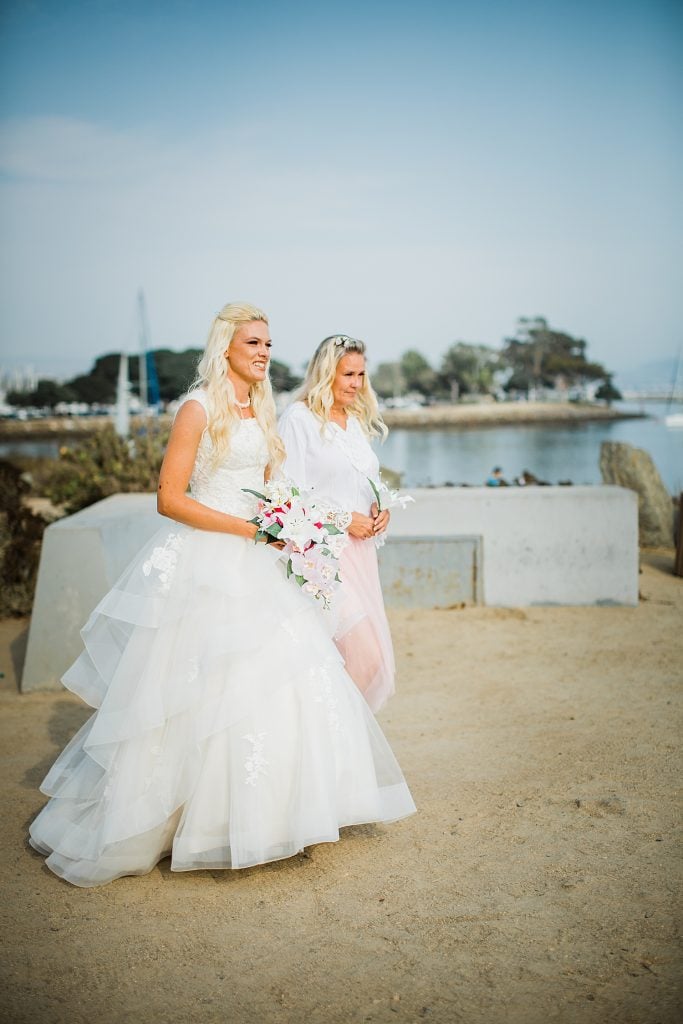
179, 391, 269, 518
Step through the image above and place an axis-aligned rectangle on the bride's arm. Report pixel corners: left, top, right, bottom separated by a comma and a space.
157, 402, 258, 539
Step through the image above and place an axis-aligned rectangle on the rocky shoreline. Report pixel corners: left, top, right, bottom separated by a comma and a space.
0, 415, 154, 441
381, 401, 644, 429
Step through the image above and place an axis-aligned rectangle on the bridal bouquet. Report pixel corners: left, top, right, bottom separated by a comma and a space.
368, 476, 415, 548
243, 479, 350, 610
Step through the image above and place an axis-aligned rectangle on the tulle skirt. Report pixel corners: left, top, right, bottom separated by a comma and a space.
28, 524, 415, 887
333, 538, 395, 714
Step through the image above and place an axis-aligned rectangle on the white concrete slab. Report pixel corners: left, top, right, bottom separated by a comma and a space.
390, 486, 638, 607
379, 535, 483, 608
21, 496, 163, 692
21, 485, 638, 692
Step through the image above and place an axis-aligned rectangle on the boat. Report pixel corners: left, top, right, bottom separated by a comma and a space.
664, 346, 683, 429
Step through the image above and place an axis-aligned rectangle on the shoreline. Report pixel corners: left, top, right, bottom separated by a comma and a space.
0, 402, 644, 441
0, 414, 162, 442
381, 401, 645, 429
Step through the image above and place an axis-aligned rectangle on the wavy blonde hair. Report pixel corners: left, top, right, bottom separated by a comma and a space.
297, 335, 387, 440
189, 301, 285, 470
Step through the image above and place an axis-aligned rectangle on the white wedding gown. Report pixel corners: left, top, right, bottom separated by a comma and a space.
29, 398, 416, 887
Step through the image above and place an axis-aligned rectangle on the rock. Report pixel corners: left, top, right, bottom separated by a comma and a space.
600, 441, 674, 547
574, 795, 626, 817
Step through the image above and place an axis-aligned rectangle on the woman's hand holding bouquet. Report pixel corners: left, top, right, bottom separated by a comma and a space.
244, 480, 349, 610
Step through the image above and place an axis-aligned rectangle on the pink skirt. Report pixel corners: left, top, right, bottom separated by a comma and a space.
334, 537, 395, 714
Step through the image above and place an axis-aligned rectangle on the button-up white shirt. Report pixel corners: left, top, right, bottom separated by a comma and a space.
278, 402, 380, 516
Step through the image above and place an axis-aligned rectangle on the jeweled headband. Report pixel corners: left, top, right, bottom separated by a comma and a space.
326, 334, 365, 352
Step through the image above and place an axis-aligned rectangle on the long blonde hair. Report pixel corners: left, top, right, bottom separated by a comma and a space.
189, 301, 285, 470
297, 335, 387, 440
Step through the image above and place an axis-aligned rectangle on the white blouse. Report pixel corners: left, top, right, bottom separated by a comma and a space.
278, 402, 380, 516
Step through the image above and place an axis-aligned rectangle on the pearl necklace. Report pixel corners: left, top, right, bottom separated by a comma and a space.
234, 396, 251, 409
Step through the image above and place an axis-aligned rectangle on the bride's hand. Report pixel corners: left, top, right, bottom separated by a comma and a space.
249, 523, 285, 549
347, 512, 375, 540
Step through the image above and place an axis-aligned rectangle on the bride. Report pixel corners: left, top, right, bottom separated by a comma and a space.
29, 302, 415, 887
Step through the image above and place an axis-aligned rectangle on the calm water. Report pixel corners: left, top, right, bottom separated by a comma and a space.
2, 402, 681, 494
0, 439, 60, 459
377, 402, 683, 494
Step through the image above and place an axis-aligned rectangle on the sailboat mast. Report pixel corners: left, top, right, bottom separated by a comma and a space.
114, 353, 130, 438
667, 346, 682, 414
137, 288, 150, 413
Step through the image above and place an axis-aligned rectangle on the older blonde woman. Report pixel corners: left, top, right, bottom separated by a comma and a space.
278, 335, 395, 713
29, 308, 415, 887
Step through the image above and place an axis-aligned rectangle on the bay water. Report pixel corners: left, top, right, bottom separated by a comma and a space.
2, 402, 681, 496
377, 402, 683, 494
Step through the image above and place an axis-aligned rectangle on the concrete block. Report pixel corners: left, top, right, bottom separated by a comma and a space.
22, 485, 639, 691
390, 486, 638, 607
22, 495, 163, 692
378, 535, 482, 608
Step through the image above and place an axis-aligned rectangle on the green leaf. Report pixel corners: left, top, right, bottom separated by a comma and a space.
242, 487, 267, 501
286, 560, 293, 578
367, 477, 382, 511
295, 574, 305, 586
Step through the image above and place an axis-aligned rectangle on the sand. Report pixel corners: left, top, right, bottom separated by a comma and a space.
0, 550, 681, 1024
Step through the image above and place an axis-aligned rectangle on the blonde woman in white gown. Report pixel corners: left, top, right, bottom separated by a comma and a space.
278, 335, 395, 714
29, 304, 415, 887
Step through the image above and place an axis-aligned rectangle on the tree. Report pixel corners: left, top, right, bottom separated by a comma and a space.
439, 343, 499, 398
58, 348, 301, 404
67, 373, 117, 405
595, 377, 622, 407
269, 359, 302, 393
502, 317, 609, 394
372, 362, 406, 399
7, 379, 76, 408
150, 349, 201, 402
400, 350, 437, 396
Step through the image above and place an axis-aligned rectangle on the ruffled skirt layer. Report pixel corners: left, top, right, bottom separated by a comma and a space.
29, 524, 415, 887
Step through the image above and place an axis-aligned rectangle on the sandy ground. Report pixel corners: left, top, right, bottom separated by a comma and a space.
0, 551, 681, 1024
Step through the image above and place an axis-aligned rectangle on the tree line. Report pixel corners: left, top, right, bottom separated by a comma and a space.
6, 317, 621, 408
373, 317, 620, 402
7, 350, 301, 408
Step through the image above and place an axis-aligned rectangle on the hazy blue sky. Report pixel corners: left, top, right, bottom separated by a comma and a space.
1, 0, 681, 380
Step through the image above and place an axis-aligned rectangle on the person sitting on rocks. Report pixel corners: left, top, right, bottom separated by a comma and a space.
486, 466, 508, 487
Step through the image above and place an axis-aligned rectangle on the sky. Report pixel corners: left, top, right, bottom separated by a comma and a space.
0, 0, 681, 382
